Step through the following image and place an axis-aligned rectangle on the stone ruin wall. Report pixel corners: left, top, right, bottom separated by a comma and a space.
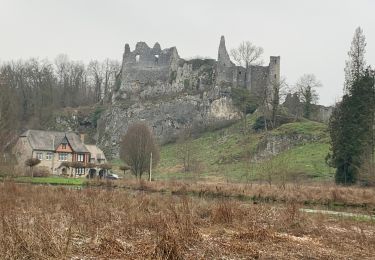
113, 36, 280, 102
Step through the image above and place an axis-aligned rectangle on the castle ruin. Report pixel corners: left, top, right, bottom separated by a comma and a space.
100, 36, 281, 156
114, 36, 280, 101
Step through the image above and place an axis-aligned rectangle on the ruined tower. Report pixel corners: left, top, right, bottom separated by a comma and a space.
218, 36, 232, 67
215, 36, 280, 96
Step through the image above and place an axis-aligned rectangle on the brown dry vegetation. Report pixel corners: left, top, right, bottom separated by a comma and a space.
0, 181, 375, 259
89, 178, 375, 212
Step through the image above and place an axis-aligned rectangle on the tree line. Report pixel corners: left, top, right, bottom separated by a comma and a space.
0, 56, 120, 153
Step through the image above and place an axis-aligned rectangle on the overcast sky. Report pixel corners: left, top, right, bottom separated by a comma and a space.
1, 0, 374, 106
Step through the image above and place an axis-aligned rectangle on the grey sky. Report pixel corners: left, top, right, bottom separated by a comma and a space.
1, 0, 374, 106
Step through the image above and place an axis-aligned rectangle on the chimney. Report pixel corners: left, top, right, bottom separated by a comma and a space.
80, 133, 85, 144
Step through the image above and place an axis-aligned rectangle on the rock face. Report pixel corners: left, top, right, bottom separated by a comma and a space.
253, 133, 320, 161
98, 36, 281, 157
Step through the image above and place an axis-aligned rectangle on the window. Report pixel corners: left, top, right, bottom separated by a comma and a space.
62, 144, 67, 149
238, 71, 241, 75
135, 55, 140, 63
45, 153, 53, 160
58, 153, 68, 161
36, 152, 43, 160
76, 168, 85, 176
77, 154, 84, 162
154, 54, 159, 64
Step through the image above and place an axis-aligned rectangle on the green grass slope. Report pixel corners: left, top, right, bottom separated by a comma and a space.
154, 115, 333, 183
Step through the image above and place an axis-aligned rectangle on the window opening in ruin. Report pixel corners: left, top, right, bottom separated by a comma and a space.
239, 71, 241, 75
154, 54, 159, 64
274, 74, 277, 79
135, 55, 140, 63
275, 59, 277, 64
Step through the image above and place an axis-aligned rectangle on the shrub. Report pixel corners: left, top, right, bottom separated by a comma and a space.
253, 116, 271, 131
33, 166, 50, 177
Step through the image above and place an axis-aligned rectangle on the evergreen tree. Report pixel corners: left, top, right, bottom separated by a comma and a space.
344, 27, 367, 93
329, 71, 375, 184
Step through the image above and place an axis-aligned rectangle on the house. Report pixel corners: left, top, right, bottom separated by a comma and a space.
13, 130, 106, 177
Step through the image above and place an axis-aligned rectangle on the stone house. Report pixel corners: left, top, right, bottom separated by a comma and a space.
13, 130, 106, 177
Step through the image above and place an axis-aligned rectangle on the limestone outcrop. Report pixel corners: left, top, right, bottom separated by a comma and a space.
97, 36, 281, 157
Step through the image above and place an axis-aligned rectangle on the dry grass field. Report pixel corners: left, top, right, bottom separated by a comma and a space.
1, 181, 375, 259
89, 178, 375, 213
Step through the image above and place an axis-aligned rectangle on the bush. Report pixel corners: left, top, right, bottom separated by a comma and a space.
33, 166, 50, 177
253, 116, 271, 131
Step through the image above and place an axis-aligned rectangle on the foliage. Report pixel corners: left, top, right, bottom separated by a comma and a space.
231, 87, 258, 115
329, 71, 375, 185
183, 79, 190, 88
186, 58, 216, 70
295, 74, 321, 119
120, 122, 160, 178
169, 71, 177, 84
32, 167, 50, 177
156, 115, 332, 182
252, 116, 271, 131
344, 27, 367, 93
119, 165, 131, 174
10, 176, 84, 185
274, 121, 328, 138
25, 158, 41, 168
85, 163, 96, 168
90, 106, 105, 127
99, 163, 112, 170
60, 161, 72, 168
24, 158, 41, 178
70, 162, 84, 169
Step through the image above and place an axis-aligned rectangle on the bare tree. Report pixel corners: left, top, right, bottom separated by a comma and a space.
230, 41, 264, 91
0, 73, 20, 154
120, 122, 160, 179
177, 125, 198, 172
230, 41, 264, 68
270, 77, 288, 127
102, 59, 120, 104
88, 59, 120, 104
0, 56, 114, 149
295, 74, 321, 119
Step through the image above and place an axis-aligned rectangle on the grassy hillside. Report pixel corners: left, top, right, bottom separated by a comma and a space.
153, 115, 333, 183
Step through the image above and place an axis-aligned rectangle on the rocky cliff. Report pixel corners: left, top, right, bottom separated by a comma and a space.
93, 37, 281, 157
